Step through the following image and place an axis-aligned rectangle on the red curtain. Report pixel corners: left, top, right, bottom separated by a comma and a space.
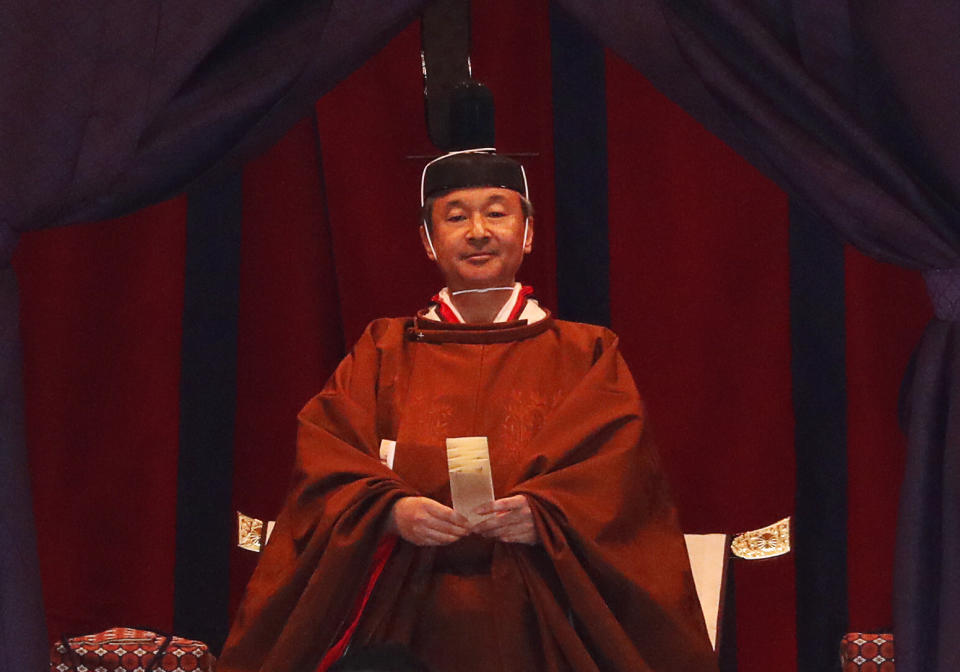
15, 198, 187, 636
606, 48, 797, 666
229, 115, 348, 619
845, 251, 930, 630
15, 1, 933, 668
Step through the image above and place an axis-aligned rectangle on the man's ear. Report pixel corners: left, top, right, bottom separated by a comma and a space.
420, 224, 437, 261
523, 217, 534, 254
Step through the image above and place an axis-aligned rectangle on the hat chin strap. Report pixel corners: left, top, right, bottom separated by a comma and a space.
423, 221, 439, 260
451, 286, 515, 295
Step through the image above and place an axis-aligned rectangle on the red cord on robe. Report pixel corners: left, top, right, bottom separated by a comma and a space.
315, 535, 398, 671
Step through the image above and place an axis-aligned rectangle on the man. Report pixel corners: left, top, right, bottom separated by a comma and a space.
218, 149, 717, 672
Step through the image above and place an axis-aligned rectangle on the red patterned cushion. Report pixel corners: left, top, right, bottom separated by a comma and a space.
840, 632, 895, 672
50, 627, 214, 672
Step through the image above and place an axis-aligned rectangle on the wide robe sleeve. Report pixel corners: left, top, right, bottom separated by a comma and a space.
504, 331, 717, 672
217, 320, 419, 672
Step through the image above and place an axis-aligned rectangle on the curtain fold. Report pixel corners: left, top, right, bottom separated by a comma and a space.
0, 268, 46, 672
0, 2, 426, 668
896, 320, 960, 672
557, 0, 960, 267
0, 1, 428, 234
557, 1, 960, 671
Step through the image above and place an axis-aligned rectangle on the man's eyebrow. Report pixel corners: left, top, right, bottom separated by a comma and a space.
441, 195, 508, 210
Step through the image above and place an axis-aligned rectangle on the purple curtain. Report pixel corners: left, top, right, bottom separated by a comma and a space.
556, 1, 960, 671
0, 2, 426, 669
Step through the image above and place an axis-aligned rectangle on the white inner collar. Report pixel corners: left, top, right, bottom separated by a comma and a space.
436, 283, 521, 323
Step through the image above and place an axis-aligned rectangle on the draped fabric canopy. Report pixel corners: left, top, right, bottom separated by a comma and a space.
0, 0, 431, 241
559, 0, 960, 267
3, 1, 958, 671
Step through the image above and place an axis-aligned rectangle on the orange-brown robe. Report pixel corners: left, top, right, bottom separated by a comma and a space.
218, 312, 717, 672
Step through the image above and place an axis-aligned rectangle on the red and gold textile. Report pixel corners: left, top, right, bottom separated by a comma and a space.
840, 633, 895, 671
50, 627, 213, 672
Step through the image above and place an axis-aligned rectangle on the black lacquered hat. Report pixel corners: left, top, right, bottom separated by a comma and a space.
420, 148, 528, 204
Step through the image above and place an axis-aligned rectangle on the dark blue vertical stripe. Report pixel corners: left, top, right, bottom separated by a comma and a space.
174, 172, 243, 653
549, 2, 610, 327
790, 200, 848, 672
312, 118, 347, 355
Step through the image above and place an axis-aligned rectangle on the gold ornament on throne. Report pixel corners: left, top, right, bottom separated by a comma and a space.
237, 512, 277, 552
730, 516, 791, 560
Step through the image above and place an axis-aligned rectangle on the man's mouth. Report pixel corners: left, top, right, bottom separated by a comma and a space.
463, 251, 495, 262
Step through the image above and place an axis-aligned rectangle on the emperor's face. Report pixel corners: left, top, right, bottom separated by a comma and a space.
421, 187, 533, 292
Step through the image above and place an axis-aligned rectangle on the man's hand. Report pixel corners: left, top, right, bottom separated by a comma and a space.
471, 495, 539, 545
389, 496, 471, 546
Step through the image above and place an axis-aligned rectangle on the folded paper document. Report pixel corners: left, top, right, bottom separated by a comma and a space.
446, 436, 495, 525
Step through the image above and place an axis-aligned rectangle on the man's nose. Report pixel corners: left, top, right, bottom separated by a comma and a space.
466, 212, 489, 240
